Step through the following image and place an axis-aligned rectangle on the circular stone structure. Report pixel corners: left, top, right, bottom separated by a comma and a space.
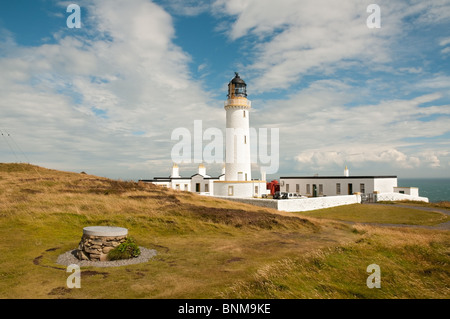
76, 226, 128, 261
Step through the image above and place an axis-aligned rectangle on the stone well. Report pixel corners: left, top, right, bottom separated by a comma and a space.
76, 226, 128, 261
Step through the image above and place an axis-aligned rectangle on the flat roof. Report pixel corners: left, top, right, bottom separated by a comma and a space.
280, 176, 397, 179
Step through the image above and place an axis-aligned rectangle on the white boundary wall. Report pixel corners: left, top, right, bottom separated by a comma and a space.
212, 193, 429, 212
212, 195, 361, 212
376, 192, 429, 203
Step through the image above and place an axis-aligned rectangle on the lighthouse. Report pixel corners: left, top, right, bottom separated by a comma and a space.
213, 73, 267, 198
225, 72, 252, 182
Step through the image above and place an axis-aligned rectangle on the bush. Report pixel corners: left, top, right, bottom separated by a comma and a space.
107, 237, 141, 260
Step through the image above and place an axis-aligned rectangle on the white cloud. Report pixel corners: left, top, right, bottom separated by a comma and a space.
213, 0, 450, 92
295, 147, 422, 170
0, 0, 221, 179
440, 37, 450, 47
1, 0, 449, 180
213, 0, 405, 92
250, 79, 450, 175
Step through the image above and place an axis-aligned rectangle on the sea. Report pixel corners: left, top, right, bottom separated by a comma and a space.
398, 178, 450, 203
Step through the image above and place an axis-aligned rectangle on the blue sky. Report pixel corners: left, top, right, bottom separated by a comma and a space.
1, 0, 449, 180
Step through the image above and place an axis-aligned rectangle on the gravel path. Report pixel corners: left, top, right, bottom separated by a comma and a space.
56, 247, 157, 268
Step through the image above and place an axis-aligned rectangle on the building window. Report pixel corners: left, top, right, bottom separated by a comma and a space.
286, 184, 290, 192
360, 183, 365, 194
255, 186, 258, 194
205, 184, 209, 192
296, 184, 300, 193
196, 183, 200, 192
184, 184, 188, 191
228, 186, 234, 196
175, 184, 180, 190
319, 184, 323, 195
336, 183, 341, 195
306, 184, 311, 194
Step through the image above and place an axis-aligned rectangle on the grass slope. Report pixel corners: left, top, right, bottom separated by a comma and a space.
298, 204, 450, 226
0, 163, 449, 299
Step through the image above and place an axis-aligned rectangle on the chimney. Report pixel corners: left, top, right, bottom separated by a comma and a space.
198, 163, 206, 176
221, 164, 226, 176
170, 163, 180, 178
260, 168, 266, 182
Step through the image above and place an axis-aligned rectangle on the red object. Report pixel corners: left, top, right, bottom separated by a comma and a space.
266, 180, 280, 196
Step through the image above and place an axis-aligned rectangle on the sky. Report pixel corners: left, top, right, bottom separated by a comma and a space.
0, 0, 449, 180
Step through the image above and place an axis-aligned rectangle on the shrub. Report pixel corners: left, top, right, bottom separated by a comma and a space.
107, 237, 141, 260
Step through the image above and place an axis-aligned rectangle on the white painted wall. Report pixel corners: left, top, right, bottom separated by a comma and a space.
374, 178, 397, 193
394, 187, 419, 196
191, 175, 217, 194
171, 179, 191, 192
376, 192, 428, 203
214, 181, 267, 198
213, 195, 361, 212
280, 177, 397, 196
225, 104, 252, 182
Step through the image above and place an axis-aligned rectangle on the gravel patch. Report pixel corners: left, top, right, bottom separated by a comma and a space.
56, 247, 157, 268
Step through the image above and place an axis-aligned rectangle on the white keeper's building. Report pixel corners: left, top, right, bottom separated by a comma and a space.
279, 166, 427, 202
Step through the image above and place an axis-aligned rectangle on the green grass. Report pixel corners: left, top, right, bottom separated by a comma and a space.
0, 163, 449, 299
378, 200, 450, 210
221, 229, 450, 298
297, 204, 450, 226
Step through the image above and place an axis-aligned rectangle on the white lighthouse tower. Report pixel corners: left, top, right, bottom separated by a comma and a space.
225, 72, 252, 182
214, 73, 267, 198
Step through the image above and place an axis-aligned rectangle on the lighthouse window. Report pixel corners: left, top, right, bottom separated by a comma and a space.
244, 135, 247, 144
235, 86, 246, 96
243, 111, 246, 118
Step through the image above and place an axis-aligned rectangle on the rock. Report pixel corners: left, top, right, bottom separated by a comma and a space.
76, 227, 129, 261
89, 254, 101, 261
84, 246, 101, 254
80, 251, 89, 261
102, 246, 114, 254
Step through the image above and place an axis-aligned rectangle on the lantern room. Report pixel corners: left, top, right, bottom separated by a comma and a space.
227, 72, 247, 99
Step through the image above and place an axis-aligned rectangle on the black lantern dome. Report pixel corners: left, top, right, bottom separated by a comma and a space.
227, 72, 247, 98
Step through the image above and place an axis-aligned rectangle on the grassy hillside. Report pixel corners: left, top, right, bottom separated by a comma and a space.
298, 204, 450, 225
0, 163, 449, 299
